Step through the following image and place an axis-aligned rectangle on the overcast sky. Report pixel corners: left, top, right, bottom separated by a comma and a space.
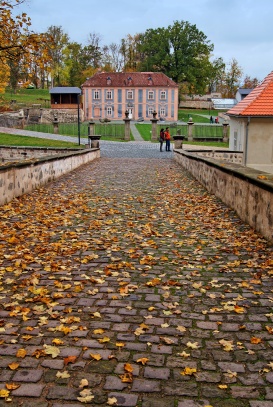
18, 0, 273, 82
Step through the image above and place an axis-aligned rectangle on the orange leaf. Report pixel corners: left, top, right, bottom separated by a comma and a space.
8, 362, 19, 370
124, 363, 133, 373
136, 358, 149, 365
251, 337, 262, 344
64, 356, 77, 366
6, 383, 21, 390
119, 372, 133, 383
16, 348, 27, 358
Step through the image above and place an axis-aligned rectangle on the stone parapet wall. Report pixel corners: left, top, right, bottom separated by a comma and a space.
195, 150, 243, 164
0, 146, 81, 162
0, 148, 100, 206
179, 101, 211, 109
174, 149, 273, 242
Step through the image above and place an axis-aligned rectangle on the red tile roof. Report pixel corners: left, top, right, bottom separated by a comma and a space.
82, 72, 178, 88
227, 71, 273, 117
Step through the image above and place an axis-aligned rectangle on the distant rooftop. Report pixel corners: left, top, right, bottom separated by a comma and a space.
49, 87, 81, 94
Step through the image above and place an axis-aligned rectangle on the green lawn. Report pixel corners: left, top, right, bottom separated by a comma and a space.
1, 88, 50, 109
0, 133, 80, 148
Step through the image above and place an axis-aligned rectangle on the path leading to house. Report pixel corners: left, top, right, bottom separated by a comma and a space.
0, 140, 273, 406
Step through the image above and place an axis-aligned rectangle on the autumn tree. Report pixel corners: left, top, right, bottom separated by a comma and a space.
223, 58, 243, 98
241, 75, 260, 89
0, 0, 52, 93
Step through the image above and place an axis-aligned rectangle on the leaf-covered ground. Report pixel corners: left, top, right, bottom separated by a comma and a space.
0, 157, 273, 407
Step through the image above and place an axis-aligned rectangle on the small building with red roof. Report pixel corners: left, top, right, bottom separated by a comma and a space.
81, 72, 178, 122
227, 71, 273, 173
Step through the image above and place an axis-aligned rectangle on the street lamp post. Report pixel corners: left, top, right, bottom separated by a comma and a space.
77, 93, 81, 146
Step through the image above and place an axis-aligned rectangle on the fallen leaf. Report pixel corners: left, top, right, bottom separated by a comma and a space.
64, 355, 77, 366
90, 353, 102, 361
186, 341, 200, 349
8, 362, 19, 370
56, 371, 70, 379
16, 348, 27, 358
0, 389, 10, 398
43, 345, 60, 358
5, 383, 21, 390
181, 367, 197, 376
124, 363, 133, 373
251, 337, 262, 344
79, 379, 89, 388
136, 358, 149, 365
107, 397, 118, 405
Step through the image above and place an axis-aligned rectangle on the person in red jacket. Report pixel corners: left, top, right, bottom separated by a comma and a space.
164, 127, 171, 151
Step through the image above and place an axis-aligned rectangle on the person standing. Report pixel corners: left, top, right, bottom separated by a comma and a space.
210, 116, 213, 124
159, 128, 165, 152
164, 127, 171, 151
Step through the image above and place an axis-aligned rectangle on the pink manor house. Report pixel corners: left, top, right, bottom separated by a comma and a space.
81, 72, 179, 121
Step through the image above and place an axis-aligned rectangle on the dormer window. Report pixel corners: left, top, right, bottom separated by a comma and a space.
107, 76, 112, 85
128, 76, 132, 85
148, 76, 153, 86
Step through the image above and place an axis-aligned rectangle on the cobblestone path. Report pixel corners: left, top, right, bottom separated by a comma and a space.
0, 157, 273, 407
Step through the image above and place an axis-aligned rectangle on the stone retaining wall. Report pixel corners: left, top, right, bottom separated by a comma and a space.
174, 149, 273, 242
0, 148, 100, 206
196, 150, 243, 164
0, 146, 82, 162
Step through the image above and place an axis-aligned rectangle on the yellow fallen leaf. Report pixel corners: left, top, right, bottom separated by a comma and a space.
8, 362, 19, 370
90, 353, 102, 361
93, 329, 104, 335
186, 341, 200, 349
16, 348, 27, 358
181, 367, 197, 376
177, 351, 190, 358
116, 342, 125, 347
79, 379, 89, 388
56, 371, 70, 379
52, 338, 64, 346
0, 389, 10, 398
136, 358, 149, 365
97, 337, 110, 344
176, 325, 186, 332
43, 345, 60, 358
218, 384, 228, 389
107, 397, 118, 405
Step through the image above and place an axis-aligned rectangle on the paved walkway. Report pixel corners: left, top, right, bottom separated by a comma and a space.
0, 139, 273, 407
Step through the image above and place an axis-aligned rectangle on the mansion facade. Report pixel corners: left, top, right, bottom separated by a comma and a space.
82, 72, 178, 121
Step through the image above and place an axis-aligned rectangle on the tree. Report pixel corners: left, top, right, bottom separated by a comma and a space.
46, 25, 69, 87
242, 75, 260, 89
222, 58, 243, 98
0, 0, 51, 92
207, 57, 226, 93
137, 20, 214, 94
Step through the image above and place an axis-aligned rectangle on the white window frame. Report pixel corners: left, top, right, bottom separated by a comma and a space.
106, 106, 112, 116
94, 90, 100, 100
106, 90, 112, 99
160, 91, 166, 100
160, 107, 166, 117
148, 107, 154, 116
127, 90, 133, 99
148, 91, 154, 100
